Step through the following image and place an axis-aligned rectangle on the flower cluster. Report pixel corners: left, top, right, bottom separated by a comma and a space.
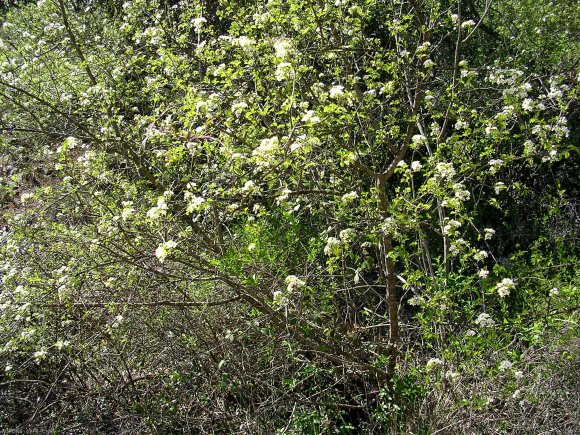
478, 269, 489, 278
192, 17, 207, 33
411, 134, 428, 148
341, 191, 358, 203
411, 161, 422, 172
273, 39, 292, 58
241, 180, 257, 194
329, 85, 345, 99
285, 275, 306, 292
339, 228, 356, 244
231, 35, 255, 49
155, 240, 178, 263
498, 360, 513, 372
184, 192, 206, 213
496, 278, 515, 298
275, 188, 292, 205
147, 194, 170, 220
272, 290, 288, 306
484, 228, 495, 240
453, 183, 471, 201
473, 250, 488, 261
426, 358, 443, 370
323, 237, 341, 257
435, 162, 456, 181
475, 312, 495, 327
489, 159, 504, 175
302, 110, 321, 125
231, 101, 248, 116
121, 201, 135, 221
443, 219, 461, 235
252, 136, 279, 166
33, 349, 47, 362
275, 62, 293, 81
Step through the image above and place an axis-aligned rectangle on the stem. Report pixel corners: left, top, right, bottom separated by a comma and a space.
377, 175, 399, 379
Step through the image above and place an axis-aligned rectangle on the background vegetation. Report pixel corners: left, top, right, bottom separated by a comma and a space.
0, 0, 578, 433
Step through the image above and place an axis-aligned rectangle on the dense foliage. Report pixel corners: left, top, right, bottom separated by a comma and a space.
1, 0, 578, 432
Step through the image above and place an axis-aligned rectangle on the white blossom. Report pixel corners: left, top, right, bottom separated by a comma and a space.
285, 275, 305, 292
341, 191, 358, 203
275, 188, 292, 204
324, 237, 341, 257
416, 41, 431, 52
192, 17, 207, 32
185, 193, 206, 213
146, 196, 168, 220
33, 349, 47, 362
241, 180, 257, 194
426, 358, 443, 370
498, 105, 516, 119
496, 278, 515, 298
302, 110, 321, 125
522, 98, 535, 111
445, 371, 460, 381
531, 124, 544, 136
253, 136, 279, 165
20, 192, 34, 203
489, 159, 504, 175
155, 240, 177, 263
474, 250, 488, 261
121, 201, 135, 221
339, 228, 355, 243
453, 183, 471, 201
443, 219, 461, 235
547, 87, 562, 100
475, 312, 495, 327
231, 101, 248, 116
407, 295, 424, 306
111, 314, 124, 328
275, 62, 293, 81
485, 126, 498, 136
213, 63, 226, 76
498, 360, 513, 372
423, 59, 435, 68
232, 35, 255, 48
54, 340, 70, 350
329, 85, 345, 99
272, 290, 288, 307
484, 228, 495, 240
273, 39, 292, 58
411, 134, 428, 148
435, 162, 456, 180
411, 161, 422, 172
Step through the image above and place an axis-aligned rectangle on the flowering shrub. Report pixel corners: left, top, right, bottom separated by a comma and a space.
0, 0, 578, 432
